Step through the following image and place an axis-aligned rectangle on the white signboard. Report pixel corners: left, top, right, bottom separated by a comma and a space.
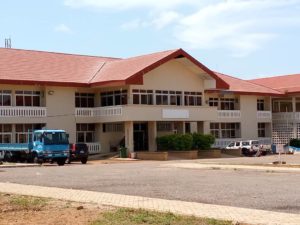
162, 109, 189, 119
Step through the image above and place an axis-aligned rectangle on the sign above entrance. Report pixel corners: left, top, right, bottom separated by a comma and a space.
162, 109, 189, 119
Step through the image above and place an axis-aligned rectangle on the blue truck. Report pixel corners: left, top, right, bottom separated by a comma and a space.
0, 129, 69, 166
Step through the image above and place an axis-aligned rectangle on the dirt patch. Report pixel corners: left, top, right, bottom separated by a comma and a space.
0, 193, 111, 225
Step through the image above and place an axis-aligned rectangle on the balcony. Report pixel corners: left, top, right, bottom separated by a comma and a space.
217, 110, 241, 119
76, 105, 217, 122
0, 107, 47, 117
257, 111, 272, 119
272, 112, 296, 121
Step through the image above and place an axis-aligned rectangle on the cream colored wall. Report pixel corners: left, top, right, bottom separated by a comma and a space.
131, 60, 206, 92
44, 86, 77, 143
240, 95, 259, 139
98, 123, 125, 153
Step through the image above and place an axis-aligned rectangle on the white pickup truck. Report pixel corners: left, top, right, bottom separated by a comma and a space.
225, 140, 264, 156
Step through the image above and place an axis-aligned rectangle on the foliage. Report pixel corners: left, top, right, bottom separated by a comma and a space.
192, 133, 215, 150
156, 134, 193, 151
156, 133, 215, 151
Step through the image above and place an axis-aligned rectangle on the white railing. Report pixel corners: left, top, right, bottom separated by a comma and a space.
86, 142, 101, 155
257, 111, 272, 119
217, 110, 241, 119
213, 138, 272, 148
75, 106, 123, 117
94, 106, 122, 117
272, 112, 294, 120
0, 107, 47, 117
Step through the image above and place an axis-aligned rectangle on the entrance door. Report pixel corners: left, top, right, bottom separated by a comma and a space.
134, 123, 148, 151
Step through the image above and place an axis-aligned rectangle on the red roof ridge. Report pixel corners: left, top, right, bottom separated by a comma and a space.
250, 73, 300, 82
214, 71, 283, 94
0, 47, 121, 60
122, 48, 181, 61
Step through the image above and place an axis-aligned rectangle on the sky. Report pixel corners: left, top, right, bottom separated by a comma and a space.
0, 0, 300, 79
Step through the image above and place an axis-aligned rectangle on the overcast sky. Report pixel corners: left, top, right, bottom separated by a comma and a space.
1, 0, 300, 79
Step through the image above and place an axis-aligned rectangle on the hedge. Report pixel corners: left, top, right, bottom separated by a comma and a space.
156, 133, 215, 151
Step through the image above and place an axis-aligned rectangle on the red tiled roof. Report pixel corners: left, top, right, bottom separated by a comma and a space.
0, 48, 118, 86
207, 72, 283, 96
0, 48, 229, 89
250, 74, 300, 94
90, 48, 229, 89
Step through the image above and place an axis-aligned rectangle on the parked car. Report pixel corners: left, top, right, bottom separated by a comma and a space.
67, 143, 89, 164
225, 140, 260, 156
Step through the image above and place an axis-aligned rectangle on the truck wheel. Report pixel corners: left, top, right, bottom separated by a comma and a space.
57, 158, 66, 166
80, 157, 88, 164
33, 154, 43, 165
4, 152, 13, 162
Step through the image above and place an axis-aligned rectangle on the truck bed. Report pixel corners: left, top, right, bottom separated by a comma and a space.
0, 143, 29, 151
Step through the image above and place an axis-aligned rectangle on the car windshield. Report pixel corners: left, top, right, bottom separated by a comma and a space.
43, 132, 69, 145
252, 141, 259, 145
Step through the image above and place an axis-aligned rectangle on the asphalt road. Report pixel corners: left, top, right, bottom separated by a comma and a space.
0, 161, 299, 214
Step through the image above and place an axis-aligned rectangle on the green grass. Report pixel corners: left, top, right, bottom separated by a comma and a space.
10, 196, 48, 210
91, 208, 232, 225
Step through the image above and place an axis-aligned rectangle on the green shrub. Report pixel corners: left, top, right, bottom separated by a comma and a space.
156, 134, 193, 151
156, 133, 215, 151
192, 133, 215, 150
290, 139, 300, 148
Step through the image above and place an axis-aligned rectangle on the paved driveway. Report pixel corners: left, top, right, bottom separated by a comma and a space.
0, 160, 299, 214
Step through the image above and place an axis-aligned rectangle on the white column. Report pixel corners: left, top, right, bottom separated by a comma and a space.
292, 97, 297, 138
203, 121, 210, 134
125, 121, 134, 153
148, 121, 157, 152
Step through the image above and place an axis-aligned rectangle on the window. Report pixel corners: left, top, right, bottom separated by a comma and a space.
15, 124, 44, 143
16, 91, 41, 107
220, 98, 235, 110
76, 124, 95, 143
75, 93, 94, 107
155, 90, 169, 105
0, 90, 11, 106
210, 123, 240, 139
102, 123, 124, 133
257, 99, 265, 111
44, 132, 69, 145
157, 122, 173, 132
101, 90, 127, 106
208, 98, 218, 107
210, 123, 220, 138
133, 89, 153, 105
258, 123, 266, 137
0, 124, 12, 143
184, 92, 202, 106
272, 98, 293, 112
170, 91, 182, 105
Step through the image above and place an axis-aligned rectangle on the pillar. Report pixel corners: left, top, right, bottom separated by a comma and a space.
203, 121, 210, 134
148, 121, 157, 152
292, 97, 297, 138
125, 121, 134, 153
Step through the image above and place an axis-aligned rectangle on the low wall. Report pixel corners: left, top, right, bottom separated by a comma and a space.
221, 148, 242, 157
136, 152, 168, 161
168, 150, 198, 159
198, 149, 221, 158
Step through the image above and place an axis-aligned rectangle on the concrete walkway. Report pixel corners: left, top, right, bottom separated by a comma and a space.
164, 163, 300, 173
0, 182, 299, 225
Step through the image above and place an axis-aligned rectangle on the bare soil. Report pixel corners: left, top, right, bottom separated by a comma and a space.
0, 193, 110, 225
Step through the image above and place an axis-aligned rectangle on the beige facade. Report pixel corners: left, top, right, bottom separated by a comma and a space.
0, 58, 276, 153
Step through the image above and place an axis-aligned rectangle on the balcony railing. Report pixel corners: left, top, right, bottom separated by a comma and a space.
217, 110, 241, 119
213, 137, 272, 148
257, 111, 272, 119
0, 107, 47, 117
272, 112, 295, 120
75, 106, 123, 117
86, 142, 101, 155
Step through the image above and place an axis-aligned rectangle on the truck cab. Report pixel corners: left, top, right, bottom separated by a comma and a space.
30, 130, 69, 165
